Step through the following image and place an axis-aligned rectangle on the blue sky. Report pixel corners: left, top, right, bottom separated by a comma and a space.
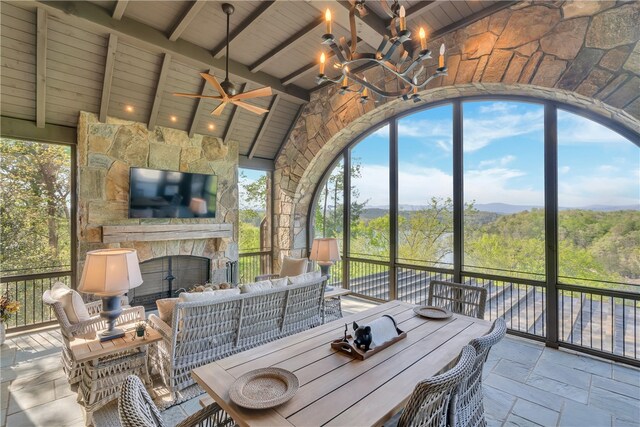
349, 101, 639, 209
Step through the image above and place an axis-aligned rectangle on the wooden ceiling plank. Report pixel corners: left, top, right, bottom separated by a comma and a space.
148, 53, 172, 131
32, 1, 309, 103
112, 0, 129, 20
335, 0, 387, 35
212, 1, 277, 59
36, 8, 47, 128
250, 16, 324, 74
169, 0, 207, 42
99, 33, 118, 123
274, 103, 304, 161
404, 1, 438, 21
223, 83, 248, 144
248, 95, 280, 159
188, 67, 216, 137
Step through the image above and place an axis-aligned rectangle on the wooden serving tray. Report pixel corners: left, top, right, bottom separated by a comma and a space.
331, 330, 407, 360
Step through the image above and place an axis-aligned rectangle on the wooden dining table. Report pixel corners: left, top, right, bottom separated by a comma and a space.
192, 300, 492, 427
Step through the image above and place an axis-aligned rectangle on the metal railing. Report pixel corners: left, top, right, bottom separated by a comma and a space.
0, 269, 72, 330
238, 251, 272, 283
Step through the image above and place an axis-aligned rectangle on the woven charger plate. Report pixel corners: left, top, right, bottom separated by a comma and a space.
413, 306, 453, 319
230, 368, 299, 409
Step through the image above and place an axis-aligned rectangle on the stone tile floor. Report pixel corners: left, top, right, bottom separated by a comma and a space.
1, 297, 639, 427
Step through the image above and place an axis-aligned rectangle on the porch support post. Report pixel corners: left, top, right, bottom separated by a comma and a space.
452, 100, 463, 283
389, 119, 398, 301
544, 102, 559, 348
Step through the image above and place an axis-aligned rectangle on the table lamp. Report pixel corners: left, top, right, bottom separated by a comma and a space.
309, 238, 341, 291
189, 197, 208, 217
78, 248, 143, 341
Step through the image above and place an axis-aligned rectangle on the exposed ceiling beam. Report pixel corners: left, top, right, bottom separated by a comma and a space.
148, 53, 172, 131
36, 8, 47, 128
223, 83, 248, 144
239, 155, 274, 171
99, 33, 117, 123
111, 0, 128, 20
335, 0, 387, 35
212, 1, 277, 59
33, 1, 309, 103
188, 67, 216, 138
281, 38, 358, 86
306, 1, 382, 49
1, 116, 76, 144
274, 103, 304, 161
250, 16, 324, 74
248, 95, 280, 159
403, 1, 438, 21
168, 0, 206, 42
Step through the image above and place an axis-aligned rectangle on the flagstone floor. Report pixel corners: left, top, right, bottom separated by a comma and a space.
1, 297, 638, 427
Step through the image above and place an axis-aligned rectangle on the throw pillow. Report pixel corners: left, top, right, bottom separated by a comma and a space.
270, 277, 289, 288
50, 282, 91, 324
240, 280, 273, 294
288, 270, 322, 286
179, 288, 241, 302
156, 298, 178, 326
280, 257, 308, 277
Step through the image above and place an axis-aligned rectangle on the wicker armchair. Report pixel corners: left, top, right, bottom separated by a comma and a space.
428, 281, 488, 319
119, 375, 235, 427
43, 288, 145, 385
396, 345, 477, 427
449, 318, 507, 427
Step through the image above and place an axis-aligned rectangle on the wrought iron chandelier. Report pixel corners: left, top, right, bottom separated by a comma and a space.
316, 0, 448, 103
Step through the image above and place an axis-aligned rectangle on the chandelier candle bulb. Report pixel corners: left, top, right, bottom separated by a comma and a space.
439, 44, 445, 68
319, 52, 326, 76
399, 6, 406, 31
325, 9, 332, 35
361, 78, 368, 98
419, 27, 427, 51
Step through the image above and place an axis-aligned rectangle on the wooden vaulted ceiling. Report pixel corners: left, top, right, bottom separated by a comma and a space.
1, 0, 506, 164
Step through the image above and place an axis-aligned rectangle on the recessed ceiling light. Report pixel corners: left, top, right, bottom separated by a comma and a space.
125, 105, 134, 112
208, 123, 215, 130
170, 115, 177, 122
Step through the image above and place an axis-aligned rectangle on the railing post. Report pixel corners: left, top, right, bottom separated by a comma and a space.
452, 100, 463, 283
389, 119, 398, 301
544, 102, 559, 348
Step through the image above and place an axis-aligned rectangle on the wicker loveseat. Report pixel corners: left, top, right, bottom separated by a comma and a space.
148, 275, 327, 399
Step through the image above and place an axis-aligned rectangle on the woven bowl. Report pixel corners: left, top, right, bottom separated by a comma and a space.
230, 368, 299, 409
413, 306, 453, 319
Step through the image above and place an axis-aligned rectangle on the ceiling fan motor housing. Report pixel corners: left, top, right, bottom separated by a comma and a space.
221, 79, 240, 97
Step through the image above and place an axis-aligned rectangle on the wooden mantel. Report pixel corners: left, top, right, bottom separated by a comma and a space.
101, 223, 233, 243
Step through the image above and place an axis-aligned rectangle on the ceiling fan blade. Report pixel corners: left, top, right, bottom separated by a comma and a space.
230, 86, 273, 101
211, 102, 228, 116
231, 100, 269, 115
200, 73, 227, 99
173, 93, 223, 99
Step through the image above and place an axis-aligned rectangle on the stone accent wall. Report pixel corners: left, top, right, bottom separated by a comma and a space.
273, 0, 640, 269
77, 112, 238, 284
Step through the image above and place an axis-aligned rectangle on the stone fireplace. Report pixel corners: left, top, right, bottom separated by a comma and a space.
76, 112, 239, 290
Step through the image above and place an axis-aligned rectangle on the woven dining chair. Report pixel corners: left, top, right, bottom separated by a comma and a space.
428, 281, 488, 319
395, 345, 477, 427
449, 318, 507, 427
118, 375, 236, 427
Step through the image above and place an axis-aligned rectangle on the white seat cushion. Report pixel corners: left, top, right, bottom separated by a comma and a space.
288, 270, 322, 286
179, 288, 241, 302
280, 257, 308, 277
50, 282, 90, 324
240, 280, 273, 294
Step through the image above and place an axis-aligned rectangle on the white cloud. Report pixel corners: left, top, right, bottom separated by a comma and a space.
463, 109, 544, 151
478, 155, 516, 168
558, 111, 629, 145
559, 166, 571, 174
559, 175, 640, 207
479, 102, 513, 114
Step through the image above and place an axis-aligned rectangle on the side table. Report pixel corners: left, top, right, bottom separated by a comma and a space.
323, 288, 351, 323
70, 326, 162, 426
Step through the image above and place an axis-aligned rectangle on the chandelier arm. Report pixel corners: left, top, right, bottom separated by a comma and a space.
389, 17, 398, 39
349, 5, 358, 55
379, 0, 395, 18
327, 40, 349, 64
381, 37, 405, 62
348, 72, 410, 98
376, 35, 391, 60
338, 37, 353, 62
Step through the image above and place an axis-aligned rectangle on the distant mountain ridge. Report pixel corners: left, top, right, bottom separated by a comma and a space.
363, 203, 639, 214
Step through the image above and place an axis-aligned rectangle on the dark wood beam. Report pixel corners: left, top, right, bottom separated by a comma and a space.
112, 0, 128, 20
1, 116, 76, 144
212, 1, 277, 59
223, 83, 248, 144
169, 0, 207, 42
188, 67, 216, 137
99, 33, 117, 123
33, 1, 310, 103
148, 53, 172, 131
250, 16, 324, 73
36, 8, 47, 128
239, 155, 274, 171
248, 95, 280, 159
274, 103, 304, 161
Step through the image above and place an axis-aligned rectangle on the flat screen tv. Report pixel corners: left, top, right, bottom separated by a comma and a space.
129, 167, 218, 219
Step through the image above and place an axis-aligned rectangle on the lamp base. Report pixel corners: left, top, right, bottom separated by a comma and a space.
100, 327, 125, 342
319, 264, 334, 292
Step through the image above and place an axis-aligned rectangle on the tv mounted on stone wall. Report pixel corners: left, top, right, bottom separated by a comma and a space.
128, 167, 218, 219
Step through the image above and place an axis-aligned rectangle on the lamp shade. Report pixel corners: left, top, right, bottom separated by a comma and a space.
78, 249, 143, 296
189, 197, 208, 215
309, 238, 341, 264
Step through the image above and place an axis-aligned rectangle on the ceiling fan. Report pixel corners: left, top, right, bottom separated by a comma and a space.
173, 3, 272, 116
